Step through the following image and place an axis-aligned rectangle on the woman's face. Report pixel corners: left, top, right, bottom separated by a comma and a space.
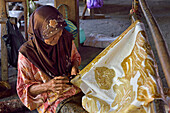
44, 29, 63, 46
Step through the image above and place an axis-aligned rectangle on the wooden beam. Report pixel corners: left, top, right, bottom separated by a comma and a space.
130, 0, 139, 23
150, 99, 166, 113
90, 9, 94, 18
81, 4, 87, 20
133, 0, 139, 11
76, 0, 80, 47
80, 14, 105, 20
0, 0, 8, 81
80, 3, 105, 20
0, 18, 8, 24
22, 1, 28, 40
139, 0, 170, 87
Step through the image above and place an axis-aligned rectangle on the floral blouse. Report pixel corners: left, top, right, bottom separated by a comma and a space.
17, 41, 81, 113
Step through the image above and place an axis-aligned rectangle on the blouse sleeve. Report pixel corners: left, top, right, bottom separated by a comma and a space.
17, 52, 47, 111
71, 41, 81, 66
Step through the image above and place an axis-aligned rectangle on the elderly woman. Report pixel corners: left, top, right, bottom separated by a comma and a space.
17, 5, 86, 113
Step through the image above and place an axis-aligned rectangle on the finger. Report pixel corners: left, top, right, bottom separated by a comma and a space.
71, 69, 77, 75
54, 79, 69, 84
53, 86, 70, 94
54, 87, 64, 91
54, 76, 68, 80
58, 94, 65, 98
54, 84, 70, 88
71, 72, 77, 76
51, 84, 70, 91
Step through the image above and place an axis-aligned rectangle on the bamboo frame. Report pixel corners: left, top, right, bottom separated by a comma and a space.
0, 0, 8, 81
138, 0, 170, 87
22, 0, 28, 40
0, 0, 39, 82
130, 0, 168, 112
131, 0, 170, 87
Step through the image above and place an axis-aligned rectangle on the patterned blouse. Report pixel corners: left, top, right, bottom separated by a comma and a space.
17, 41, 82, 113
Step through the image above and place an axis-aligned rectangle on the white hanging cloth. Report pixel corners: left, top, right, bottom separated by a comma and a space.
72, 21, 163, 113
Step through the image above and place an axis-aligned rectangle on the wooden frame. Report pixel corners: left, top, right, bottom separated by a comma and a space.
80, 3, 105, 20
0, 0, 36, 82
0, 0, 9, 81
130, 0, 169, 112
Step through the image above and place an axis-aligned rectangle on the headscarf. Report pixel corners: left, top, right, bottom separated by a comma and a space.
19, 5, 74, 78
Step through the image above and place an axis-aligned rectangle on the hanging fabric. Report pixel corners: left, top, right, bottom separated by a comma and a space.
71, 21, 164, 113
87, 0, 103, 9
2, 18, 26, 68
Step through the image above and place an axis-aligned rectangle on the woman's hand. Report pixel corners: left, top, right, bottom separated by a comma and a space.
71, 66, 79, 75
29, 76, 70, 97
46, 76, 70, 95
71, 60, 79, 75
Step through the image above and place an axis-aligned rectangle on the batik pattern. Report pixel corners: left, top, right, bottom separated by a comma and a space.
72, 21, 161, 113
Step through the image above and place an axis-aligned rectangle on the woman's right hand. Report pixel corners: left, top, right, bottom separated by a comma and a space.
46, 76, 70, 95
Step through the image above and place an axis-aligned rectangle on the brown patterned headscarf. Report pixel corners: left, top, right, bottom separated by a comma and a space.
19, 5, 74, 78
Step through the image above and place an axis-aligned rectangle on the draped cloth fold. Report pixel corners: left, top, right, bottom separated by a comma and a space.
71, 21, 164, 113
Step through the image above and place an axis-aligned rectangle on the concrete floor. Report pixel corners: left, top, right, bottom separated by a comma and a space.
0, 0, 169, 112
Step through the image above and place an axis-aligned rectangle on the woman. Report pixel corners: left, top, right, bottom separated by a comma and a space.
17, 5, 85, 113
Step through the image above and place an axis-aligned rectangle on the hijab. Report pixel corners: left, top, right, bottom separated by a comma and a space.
19, 5, 74, 78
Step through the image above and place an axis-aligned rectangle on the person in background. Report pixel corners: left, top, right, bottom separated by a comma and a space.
17, 5, 86, 113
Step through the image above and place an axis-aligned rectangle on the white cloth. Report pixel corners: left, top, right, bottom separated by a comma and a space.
72, 21, 161, 113
8, 11, 24, 22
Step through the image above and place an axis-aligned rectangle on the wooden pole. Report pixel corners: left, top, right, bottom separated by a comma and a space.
90, 9, 94, 19
81, 4, 87, 20
139, 0, 170, 87
76, 0, 80, 47
23, 0, 28, 40
133, 0, 139, 11
130, 1, 167, 112
0, 0, 8, 81
130, 0, 139, 23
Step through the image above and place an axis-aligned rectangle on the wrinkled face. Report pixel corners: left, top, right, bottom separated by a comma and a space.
44, 29, 63, 46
